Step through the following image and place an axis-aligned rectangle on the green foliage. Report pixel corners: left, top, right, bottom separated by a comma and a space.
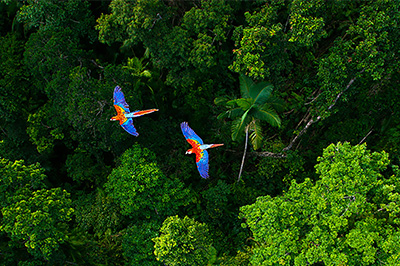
96, 0, 170, 46
240, 142, 400, 265
288, 0, 328, 46
0, 159, 96, 265
1, 1, 400, 265
216, 74, 282, 150
256, 142, 306, 188
1, 188, 74, 260
17, 0, 95, 39
0, 0, 22, 36
218, 246, 252, 266
123, 221, 163, 266
26, 103, 64, 154
199, 179, 251, 257
153, 215, 215, 266
315, 0, 400, 118
66, 147, 110, 185
57, 66, 125, 150
201, 180, 232, 220
105, 144, 191, 219
230, 0, 290, 82
0, 158, 73, 262
0, 33, 34, 121
23, 27, 87, 91
124, 55, 152, 79
96, 0, 236, 120
74, 189, 121, 238
122, 50, 166, 109
0, 157, 46, 207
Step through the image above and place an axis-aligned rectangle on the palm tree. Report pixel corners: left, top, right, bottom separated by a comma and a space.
123, 48, 161, 108
215, 74, 283, 182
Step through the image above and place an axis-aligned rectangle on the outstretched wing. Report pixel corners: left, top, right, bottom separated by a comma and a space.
196, 150, 209, 179
121, 118, 139, 136
113, 86, 130, 113
180, 122, 204, 146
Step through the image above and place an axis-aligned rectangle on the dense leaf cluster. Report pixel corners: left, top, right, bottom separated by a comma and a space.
1, 0, 399, 265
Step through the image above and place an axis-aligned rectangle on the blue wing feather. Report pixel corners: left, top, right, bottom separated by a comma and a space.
113, 86, 130, 113
196, 150, 209, 178
180, 122, 204, 144
121, 118, 139, 136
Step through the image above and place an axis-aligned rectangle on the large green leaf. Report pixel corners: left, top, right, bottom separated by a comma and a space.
214, 96, 230, 106
231, 110, 251, 141
217, 107, 245, 120
265, 96, 286, 113
252, 106, 281, 127
239, 74, 273, 105
239, 73, 254, 98
252, 83, 274, 107
225, 99, 238, 108
249, 120, 263, 150
228, 98, 252, 110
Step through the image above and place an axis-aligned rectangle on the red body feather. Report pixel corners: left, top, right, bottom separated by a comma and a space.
187, 139, 203, 162
111, 105, 128, 125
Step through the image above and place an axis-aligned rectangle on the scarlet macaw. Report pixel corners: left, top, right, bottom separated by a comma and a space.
110, 86, 158, 136
180, 122, 223, 179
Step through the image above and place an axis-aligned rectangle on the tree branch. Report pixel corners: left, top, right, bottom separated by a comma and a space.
359, 129, 373, 145
90, 59, 104, 69
237, 127, 249, 183
341, 195, 355, 217
255, 69, 364, 158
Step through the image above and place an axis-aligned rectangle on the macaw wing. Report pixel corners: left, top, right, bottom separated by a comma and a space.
196, 150, 209, 179
113, 86, 130, 113
121, 118, 139, 136
180, 122, 204, 145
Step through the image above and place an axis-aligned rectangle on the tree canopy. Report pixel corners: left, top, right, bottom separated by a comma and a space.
0, 0, 399, 265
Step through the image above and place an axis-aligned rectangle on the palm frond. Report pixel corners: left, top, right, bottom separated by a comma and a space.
214, 96, 230, 106
217, 107, 244, 120
233, 98, 252, 110
252, 83, 274, 107
226, 99, 240, 108
130, 57, 142, 71
252, 106, 281, 127
144, 47, 150, 59
239, 73, 254, 98
249, 120, 263, 150
124, 57, 151, 78
141, 69, 151, 78
231, 111, 251, 141
265, 96, 286, 112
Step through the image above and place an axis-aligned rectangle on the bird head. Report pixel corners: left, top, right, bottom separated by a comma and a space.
110, 116, 118, 121
185, 149, 193, 155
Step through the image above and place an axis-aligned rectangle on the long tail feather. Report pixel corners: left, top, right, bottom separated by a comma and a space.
126, 109, 159, 118
210, 144, 224, 148
200, 144, 224, 150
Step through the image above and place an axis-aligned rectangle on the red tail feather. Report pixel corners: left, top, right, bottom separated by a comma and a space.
134, 109, 159, 116
211, 144, 224, 148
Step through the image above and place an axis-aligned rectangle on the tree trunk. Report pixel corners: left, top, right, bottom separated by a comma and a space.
237, 127, 249, 183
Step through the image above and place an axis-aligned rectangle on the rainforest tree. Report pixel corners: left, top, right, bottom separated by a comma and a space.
153, 215, 215, 266
240, 142, 400, 265
0, 158, 74, 264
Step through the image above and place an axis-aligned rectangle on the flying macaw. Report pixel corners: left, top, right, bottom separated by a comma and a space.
180, 122, 223, 179
110, 86, 158, 136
